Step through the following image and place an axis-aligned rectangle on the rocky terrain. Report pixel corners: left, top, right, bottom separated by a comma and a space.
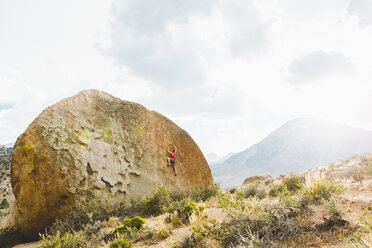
0, 145, 13, 221
213, 118, 372, 188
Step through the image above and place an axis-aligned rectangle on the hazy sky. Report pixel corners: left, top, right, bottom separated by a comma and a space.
1, 0, 372, 156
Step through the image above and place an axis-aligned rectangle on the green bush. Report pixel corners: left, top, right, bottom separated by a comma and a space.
181, 201, 198, 218
269, 184, 285, 197
283, 175, 304, 192
278, 185, 295, 206
244, 186, 266, 199
129, 216, 146, 229
142, 187, 171, 215
114, 216, 146, 235
39, 230, 86, 248
169, 184, 219, 203
323, 197, 340, 216
0, 198, 10, 209
168, 199, 205, 224
244, 186, 257, 198
166, 197, 192, 214
109, 238, 132, 248
189, 183, 220, 202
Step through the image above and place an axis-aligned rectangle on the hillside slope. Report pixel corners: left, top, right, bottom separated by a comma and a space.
206, 152, 235, 165
213, 118, 372, 187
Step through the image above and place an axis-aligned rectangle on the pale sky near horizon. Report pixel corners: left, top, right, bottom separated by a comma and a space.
1, 0, 372, 156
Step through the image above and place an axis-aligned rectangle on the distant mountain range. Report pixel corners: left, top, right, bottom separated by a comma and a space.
206, 152, 236, 165
2, 142, 14, 148
212, 118, 372, 188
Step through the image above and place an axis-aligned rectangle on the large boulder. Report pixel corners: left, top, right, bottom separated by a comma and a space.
4, 90, 212, 239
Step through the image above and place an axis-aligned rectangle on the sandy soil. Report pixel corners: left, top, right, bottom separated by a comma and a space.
12, 241, 39, 248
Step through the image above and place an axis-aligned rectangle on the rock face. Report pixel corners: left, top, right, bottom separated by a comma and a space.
6, 90, 212, 238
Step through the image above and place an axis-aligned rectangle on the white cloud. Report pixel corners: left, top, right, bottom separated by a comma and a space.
287, 51, 354, 84
1, 0, 372, 156
104, 0, 270, 89
348, 0, 372, 26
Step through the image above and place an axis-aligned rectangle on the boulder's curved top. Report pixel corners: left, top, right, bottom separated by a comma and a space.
7, 90, 212, 238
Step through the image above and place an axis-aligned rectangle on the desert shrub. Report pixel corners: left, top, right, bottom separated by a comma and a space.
46, 188, 157, 237
166, 199, 184, 215
168, 183, 220, 203
323, 197, 340, 216
166, 197, 194, 214
106, 217, 120, 228
300, 172, 344, 201
39, 230, 86, 248
244, 186, 266, 199
169, 199, 205, 225
181, 201, 204, 220
109, 238, 132, 248
189, 183, 220, 202
201, 202, 352, 248
278, 185, 295, 206
175, 233, 206, 248
205, 207, 300, 247
0, 198, 10, 209
352, 166, 364, 186
114, 216, 146, 235
157, 222, 170, 240
229, 188, 237, 194
82, 220, 106, 238
46, 191, 131, 236
283, 175, 304, 192
264, 179, 272, 185
43, 195, 132, 244
346, 208, 371, 248
77, 192, 125, 223
215, 190, 261, 216
129, 216, 146, 229
167, 199, 206, 226
142, 187, 171, 215
269, 184, 285, 197
171, 212, 182, 227
244, 186, 256, 198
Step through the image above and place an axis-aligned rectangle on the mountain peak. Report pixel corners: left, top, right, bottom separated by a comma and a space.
213, 118, 372, 188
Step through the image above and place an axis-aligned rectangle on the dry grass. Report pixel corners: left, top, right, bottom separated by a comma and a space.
300, 172, 344, 201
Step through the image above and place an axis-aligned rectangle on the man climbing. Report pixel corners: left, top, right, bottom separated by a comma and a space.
167, 146, 177, 176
